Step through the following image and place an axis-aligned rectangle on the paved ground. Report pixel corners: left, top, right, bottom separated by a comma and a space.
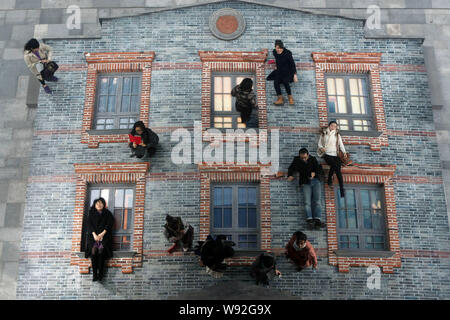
0, 0, 449, 299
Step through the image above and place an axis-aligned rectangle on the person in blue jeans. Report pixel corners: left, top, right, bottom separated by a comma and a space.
287, 148, 326, 230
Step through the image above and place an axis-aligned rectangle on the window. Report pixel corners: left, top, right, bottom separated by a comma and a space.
325, 75, 373, 132
83, 185, 135, 251
335, 185, 387, 250
212, 73, 257, 129
211, 184, 259, 250
94, 74, 141, 130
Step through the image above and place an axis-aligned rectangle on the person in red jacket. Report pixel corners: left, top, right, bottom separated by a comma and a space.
285, 231, 318, 272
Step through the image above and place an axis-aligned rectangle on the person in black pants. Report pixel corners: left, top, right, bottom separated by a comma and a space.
84, 197, 114, 282
250, 252, 282, 286
194, 235, 235, 278
318, 121, 346, 197
129, 121, 159, 158
266, 39, 298, 105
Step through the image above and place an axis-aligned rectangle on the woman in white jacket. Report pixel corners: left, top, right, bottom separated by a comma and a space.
318, 121, 346, 197
24, 38, 57, 94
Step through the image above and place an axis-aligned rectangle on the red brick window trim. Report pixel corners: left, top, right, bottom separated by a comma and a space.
71, 162, 149, 274
198, 50, 268, 142
312, 52, 388, 151
323, 163, 401, 273
82, 52, 155, 148
198, 163, 272, 266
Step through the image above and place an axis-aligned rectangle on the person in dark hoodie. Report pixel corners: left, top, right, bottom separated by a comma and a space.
84, 197, 114, 282
266, 39, 298, 106
231, 77, 258, 128
194, 235, 235, 278
250, 252, 282, 286
288, 148, 326, 230
128, 121, 159, 158
164, 214, 194, 254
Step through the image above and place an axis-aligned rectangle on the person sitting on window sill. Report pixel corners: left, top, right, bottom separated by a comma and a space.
129, 121, 159, 159
164, 214, 194, 254
250, 252, 282, 286
194, 235, 235, 278
231, 77, 258, 128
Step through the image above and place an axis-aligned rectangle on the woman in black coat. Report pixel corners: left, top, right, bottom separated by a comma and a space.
129, 121, 159, 158
84, 197, 114, 282
266, 39, 298, 105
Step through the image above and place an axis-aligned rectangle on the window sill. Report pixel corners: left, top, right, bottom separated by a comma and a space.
86, 129, 130, 136
334, 249, 396, 258
339, 130, 383, 137
74, 251, 137, 258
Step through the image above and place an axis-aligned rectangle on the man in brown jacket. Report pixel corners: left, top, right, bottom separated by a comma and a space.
24, 38, 57, 94
285, 231, 318, 272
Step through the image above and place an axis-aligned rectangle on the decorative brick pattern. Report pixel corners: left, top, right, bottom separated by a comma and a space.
198, 50, 268, 141
71, 162, 150, 274
312, 52, 388, 151
198, 163, 272, 265
81, 52, 155, 148
323, 163, 401, 273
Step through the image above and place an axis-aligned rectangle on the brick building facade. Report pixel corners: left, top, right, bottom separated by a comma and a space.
16, 1, 449, 299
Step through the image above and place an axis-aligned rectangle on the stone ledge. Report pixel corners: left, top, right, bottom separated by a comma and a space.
334, 249, 396, 258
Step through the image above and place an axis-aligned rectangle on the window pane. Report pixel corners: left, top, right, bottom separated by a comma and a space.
123, 208, 131, 230
238, 188, 247, 205
363, 209, 372, 229
359, 97, 368, 114
109, 77, 118, 95
90, 190, 100, 206
113, 208, 123, 230
339, 235, 348, 248
98, 96, 108, 113
349, 236, 359, 248
123, 77, 131, 95
132, 77, 140, 94
214, 187, 222, 205
223, 95, 232, 111
95, 118, 105, 130
237, 117, 246, 129
223, 188, 232, 206
238, 234, 247, 248
359, 78, 367, 96
105, 118, 114, 129
336, 78, 345, 95
336, 119, 349, 130
131, 95, 140, 113
337, 96, 347, 113
248, 208, 257, 228
338, 208, 347, 229
351, 97, 361, 114
223, 77, 232, 93
345, 189, 356, 208
248, 188, 256, 205
214, 77, 223, 93
223, 117, 233, 128
124, 189, 133, 208
327, 78, 336, 95
99, 78, 109, 95
361, 190, 370, 208
214, 117, 223, 128
107, 95, 116, 113
213, 208, 222, 228
100, 189, 109, 207
115, 189, 124, 208
214, 94, 223, 111
327, 96, 337, 113
371, 190, 382, 209
238, 208, 247, 228
121, 95, 130, 113
349, 78, 359, 96
348, 209, 358, 229
223, 208, 232, 228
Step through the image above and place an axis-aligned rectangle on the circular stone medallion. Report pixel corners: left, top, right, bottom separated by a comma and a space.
209, 8, 246, 41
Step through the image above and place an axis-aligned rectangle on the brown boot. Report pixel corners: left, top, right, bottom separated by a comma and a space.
288, 95, 294, 105
274, 95, 284, 105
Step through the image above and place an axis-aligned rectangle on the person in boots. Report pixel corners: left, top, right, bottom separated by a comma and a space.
285, 231, 318, 272
84, 197, 114, 282
164, 214, 194, 254
317, 120, 347, 197
24, 38, 58, 94
266, 39, 298, 106
194, 235, 235, 278
231, 77, 258, 128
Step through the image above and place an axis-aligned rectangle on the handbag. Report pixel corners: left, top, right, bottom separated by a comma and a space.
40, 61, 59, 80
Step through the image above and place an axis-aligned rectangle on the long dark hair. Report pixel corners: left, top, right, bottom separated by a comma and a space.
90, 197, 106, 213
24, 38, 40, 52
131, 121, 146, 135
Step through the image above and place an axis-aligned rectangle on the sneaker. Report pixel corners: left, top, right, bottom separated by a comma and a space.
307, 219, 315, 230
43, 85, 52, 94
314, 219, 326, 230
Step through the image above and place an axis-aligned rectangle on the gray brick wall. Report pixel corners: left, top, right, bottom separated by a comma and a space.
13, 1, 450, 299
